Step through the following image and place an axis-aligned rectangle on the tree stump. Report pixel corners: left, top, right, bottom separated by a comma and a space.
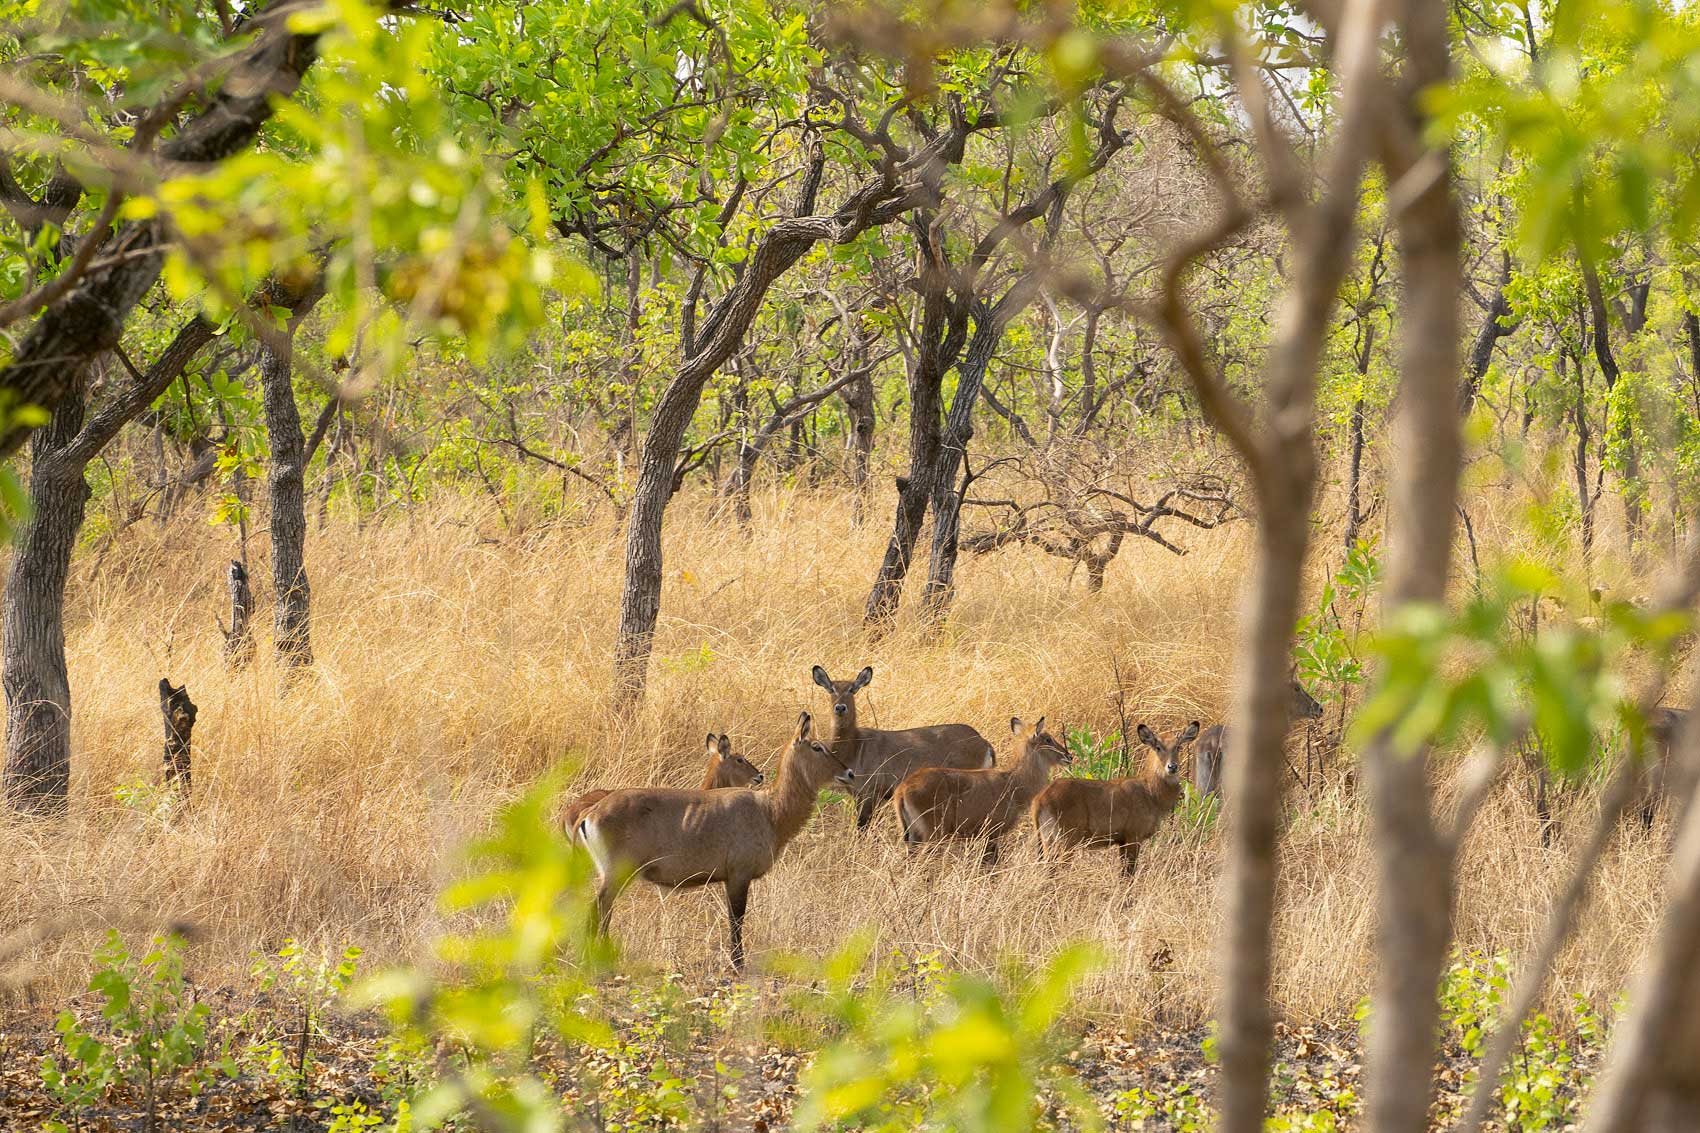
159, 679, 197, 794
220, 560, 255, 669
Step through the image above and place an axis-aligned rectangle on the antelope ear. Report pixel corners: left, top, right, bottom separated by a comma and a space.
1010, 716, 1023, 734
1136, 723, 1161, 750
1034, 715, 1046, 735
1181, 720, 1201, 743
811, 665, 833, 692
706, 732, 720, 755
158, 678, 172, 697
852, 665, 874, 691
719, 734, 731, 755
796, 711, 812, 739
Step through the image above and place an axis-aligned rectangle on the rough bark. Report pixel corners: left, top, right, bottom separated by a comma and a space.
865, 226, 963, 629
612, 140, 941, 699
0, 388, 90, 814
259, 332, 314, 670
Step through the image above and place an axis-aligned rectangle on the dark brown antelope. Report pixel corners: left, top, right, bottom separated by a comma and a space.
1032, 721, 1199, 875
159, 679, 197, 794
577, 712, 853, 969
1194, 676, 1324, 800
811, 664, 995, 828
891, 716, 1073, 863
564, 733, 762, 841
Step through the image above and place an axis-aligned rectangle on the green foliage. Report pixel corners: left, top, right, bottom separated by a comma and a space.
788, 937, 1101, 1133
1111, 1080, 1208, 1131
41, 930, 208, 1133
1067, 725, 1129, 779
1354, 557, 1690, 777
1439, 950, 1605, 1132
1295, 538, 1380, 692
245, 939, 364, 1094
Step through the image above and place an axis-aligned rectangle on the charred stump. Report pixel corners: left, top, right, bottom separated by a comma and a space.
159, 679, 197, 794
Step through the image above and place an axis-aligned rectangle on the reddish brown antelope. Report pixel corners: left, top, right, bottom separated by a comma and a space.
1193, 676, 1324, 800
891, 716, 1073, 864
811, 664, 995, 828
1032, 721, 1199, 876
563, 733, 762, 841
577, 712, 853, 969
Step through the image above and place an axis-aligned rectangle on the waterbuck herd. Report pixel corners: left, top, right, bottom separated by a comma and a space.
571, 664, 1326, 969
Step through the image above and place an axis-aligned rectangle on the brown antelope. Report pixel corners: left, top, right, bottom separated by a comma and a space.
811, 664, 995, 828
891, 716, 1073, 863
1032, 721, 1199, 876
564, 733, 762, 841
577, 712, 853, 969
1639, 706, 1690, 830
1194, 676, 1324, 800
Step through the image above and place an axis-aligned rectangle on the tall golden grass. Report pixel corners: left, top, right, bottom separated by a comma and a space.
0, 477, 1670, 1026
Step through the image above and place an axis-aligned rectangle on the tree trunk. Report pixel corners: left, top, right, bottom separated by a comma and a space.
1583, 261, 1642, 551
1359, 2, 1466, 1126
842, 370, 875, 523
1458, 252, 1516, 414
922, 308, 1009, 624
1343, 395, 1368, 549
0, 394, 89, 814
865, 265, 960, 630
259, 332, 313, 670
1568, 351, 1595, 566
222, 560, 256, 669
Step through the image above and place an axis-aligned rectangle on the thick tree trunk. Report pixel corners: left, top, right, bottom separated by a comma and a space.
614, 358, 715, 698
922, 308, 1010, 624
259, 333, 313, 669
0, 394, 89, 814
865, 295, 957, 628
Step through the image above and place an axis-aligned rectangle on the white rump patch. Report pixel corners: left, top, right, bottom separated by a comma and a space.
578, 818, 612, 881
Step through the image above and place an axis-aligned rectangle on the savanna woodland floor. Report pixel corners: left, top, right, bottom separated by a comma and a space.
0, 484, 1670, 1129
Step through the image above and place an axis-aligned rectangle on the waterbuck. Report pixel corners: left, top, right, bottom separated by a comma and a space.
563, 733, 762, 840
1194, 676, 1324, 799
577, 712, 853, 969
1032, 721, 1200, 876
811, 664, 995, 829
892, 716, 1073, 863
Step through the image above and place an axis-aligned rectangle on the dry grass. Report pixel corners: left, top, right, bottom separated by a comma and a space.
0, 480, 1671, 1027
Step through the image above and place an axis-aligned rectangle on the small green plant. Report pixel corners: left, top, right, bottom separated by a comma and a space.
1111, 1081, 1209, 1131
112, 779, 180, 822
1438, 949, 1604, 1132
246, 939, 364, 1094
41, 930, 208, 1133
1067, 726, 1129, 779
